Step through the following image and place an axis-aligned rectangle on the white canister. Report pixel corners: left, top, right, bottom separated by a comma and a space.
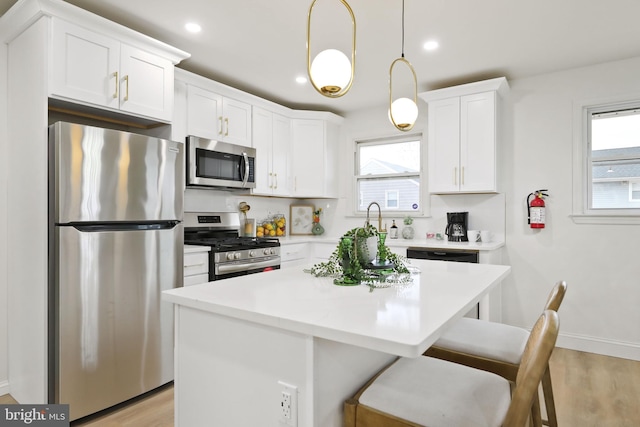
467, 230, 481, 243
480, 230, 492, 243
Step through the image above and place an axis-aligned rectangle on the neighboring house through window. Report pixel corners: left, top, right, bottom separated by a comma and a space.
385, 190, 399, 209
355, 135, 422, 214
589, 106, 640, 210
572, 99, 640, 223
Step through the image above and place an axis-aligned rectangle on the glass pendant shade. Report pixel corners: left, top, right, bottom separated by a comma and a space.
307, 0, 356, 98
389, 97, 418, 130
310, 49, 352, 95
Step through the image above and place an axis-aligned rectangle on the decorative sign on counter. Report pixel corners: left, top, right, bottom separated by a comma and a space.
304, 225, 415, 290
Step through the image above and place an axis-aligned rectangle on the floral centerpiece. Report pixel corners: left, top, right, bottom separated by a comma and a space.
305, 224, 411, 288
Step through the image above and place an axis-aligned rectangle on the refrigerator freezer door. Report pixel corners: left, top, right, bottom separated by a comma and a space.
50, 122, 184, 224
52, 223, 183, 421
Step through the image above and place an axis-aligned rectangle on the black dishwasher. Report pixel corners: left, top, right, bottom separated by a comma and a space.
406, 247, 479, 318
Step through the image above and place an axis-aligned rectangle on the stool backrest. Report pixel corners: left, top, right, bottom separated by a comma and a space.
544, 280, 567, 312
502, 310, 560, 427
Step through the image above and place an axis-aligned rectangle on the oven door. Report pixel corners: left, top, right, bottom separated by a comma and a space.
212, 259, 280, 281
186, 136, 256, 189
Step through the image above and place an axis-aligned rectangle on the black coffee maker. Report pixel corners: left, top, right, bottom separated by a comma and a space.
445, 212, 469, 242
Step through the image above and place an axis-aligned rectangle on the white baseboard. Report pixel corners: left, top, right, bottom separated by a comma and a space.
0, 380, 9, 397
556, 332, 640, 361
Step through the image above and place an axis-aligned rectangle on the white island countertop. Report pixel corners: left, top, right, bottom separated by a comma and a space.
163, 259, 511, 357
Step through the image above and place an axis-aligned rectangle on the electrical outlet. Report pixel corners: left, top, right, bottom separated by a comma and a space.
278, 381, 298, 427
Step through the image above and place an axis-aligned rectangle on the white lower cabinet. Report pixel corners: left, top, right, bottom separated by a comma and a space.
312, 242, 337, 262
280, 243, 310, 269
183, 246, 210, 286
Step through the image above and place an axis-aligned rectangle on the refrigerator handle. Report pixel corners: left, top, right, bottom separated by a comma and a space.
71, 221, 181, 232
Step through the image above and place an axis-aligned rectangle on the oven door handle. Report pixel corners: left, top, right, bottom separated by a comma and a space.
240, 152, 250, 188
217, 258, 279, 275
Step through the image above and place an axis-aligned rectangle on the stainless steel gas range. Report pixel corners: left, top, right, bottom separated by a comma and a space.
184, 212, 280, 281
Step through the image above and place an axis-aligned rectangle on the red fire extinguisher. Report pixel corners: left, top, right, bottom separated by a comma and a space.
527, 189, 548, 229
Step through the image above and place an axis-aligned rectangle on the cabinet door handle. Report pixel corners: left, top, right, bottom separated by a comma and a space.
454, 167, 457, 186
224, 117, 229, 136
112, 71, 118, 99
274, 173, 278, 189
218, 116, 224, 135
123, 75, 129, 101
269, 172, 273, 188
461, 166, 465, 186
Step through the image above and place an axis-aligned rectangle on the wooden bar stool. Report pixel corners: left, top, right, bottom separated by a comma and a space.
424, 280, 567, 427
344, 310, 560, 427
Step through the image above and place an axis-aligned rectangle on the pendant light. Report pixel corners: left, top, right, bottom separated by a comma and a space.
307, 0, 356, 98
389, 0, 418, 131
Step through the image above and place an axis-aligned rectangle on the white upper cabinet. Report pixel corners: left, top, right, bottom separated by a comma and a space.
290, 118, 339, 198
50, 18, 175, 122
420, 77, 508, 194
187, 85, 252, 146
291, 119, 325, 197
252, 107, 291, 196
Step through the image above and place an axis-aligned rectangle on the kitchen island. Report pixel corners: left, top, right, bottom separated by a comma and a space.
162, 259, 510, 427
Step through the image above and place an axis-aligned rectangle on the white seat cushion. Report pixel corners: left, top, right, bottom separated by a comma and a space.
433, 318, 529, 365
359, 356, 511, 427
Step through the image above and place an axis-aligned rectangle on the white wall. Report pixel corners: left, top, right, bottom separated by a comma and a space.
335, 101, 506, 240
337, 59, 640, 361
0, 36, 9, 395
500, 57, 640, 360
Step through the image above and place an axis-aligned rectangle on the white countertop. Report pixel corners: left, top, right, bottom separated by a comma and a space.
163, 259, 511, 357
278, 235, 504, 251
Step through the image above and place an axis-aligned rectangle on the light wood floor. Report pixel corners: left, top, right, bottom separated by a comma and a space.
1, 348, 639, 426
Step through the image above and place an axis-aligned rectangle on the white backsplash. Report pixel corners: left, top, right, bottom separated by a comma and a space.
429, 193, 506, 242
184, 188, 505, 243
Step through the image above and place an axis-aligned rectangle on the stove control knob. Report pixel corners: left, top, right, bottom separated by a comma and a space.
249, 250, 256, 257
226, 253, 234, 261
234, 252, 241, 260
263, 248, 270, 256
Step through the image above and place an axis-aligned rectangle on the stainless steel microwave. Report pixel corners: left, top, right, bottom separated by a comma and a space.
186, 136, 256, 189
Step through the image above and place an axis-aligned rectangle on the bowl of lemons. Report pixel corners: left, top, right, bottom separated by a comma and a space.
256, 215, 286, 238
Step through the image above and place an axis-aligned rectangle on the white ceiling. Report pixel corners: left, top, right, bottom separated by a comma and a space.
3, 0, 640, 116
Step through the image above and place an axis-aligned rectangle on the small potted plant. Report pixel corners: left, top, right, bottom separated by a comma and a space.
402, 216, 415, 239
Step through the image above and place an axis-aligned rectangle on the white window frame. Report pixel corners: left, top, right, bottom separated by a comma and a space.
353, 133, 425, 216
572, 97, 640, 224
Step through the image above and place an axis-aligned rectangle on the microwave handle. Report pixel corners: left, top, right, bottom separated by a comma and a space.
241, 152, 250, 188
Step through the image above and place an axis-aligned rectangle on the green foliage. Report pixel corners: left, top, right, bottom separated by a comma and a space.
403, 216, 414, 225
304, 225, 410, 286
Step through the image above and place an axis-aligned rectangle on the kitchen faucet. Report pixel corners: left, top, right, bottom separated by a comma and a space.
365, 202, 385, 232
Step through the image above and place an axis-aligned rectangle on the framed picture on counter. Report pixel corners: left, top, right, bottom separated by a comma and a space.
290, 204, 314, 235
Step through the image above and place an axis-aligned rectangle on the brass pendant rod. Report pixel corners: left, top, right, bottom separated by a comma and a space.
306, 0, 356, 98
389, 0, 418, 132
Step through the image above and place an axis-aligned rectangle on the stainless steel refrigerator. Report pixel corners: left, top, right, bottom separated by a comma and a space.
48, 122, 184, 421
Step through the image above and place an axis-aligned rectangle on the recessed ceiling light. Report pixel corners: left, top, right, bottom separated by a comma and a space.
423, 40, 439, 51
296, 76, 308, 84
185, 22, 202, 33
